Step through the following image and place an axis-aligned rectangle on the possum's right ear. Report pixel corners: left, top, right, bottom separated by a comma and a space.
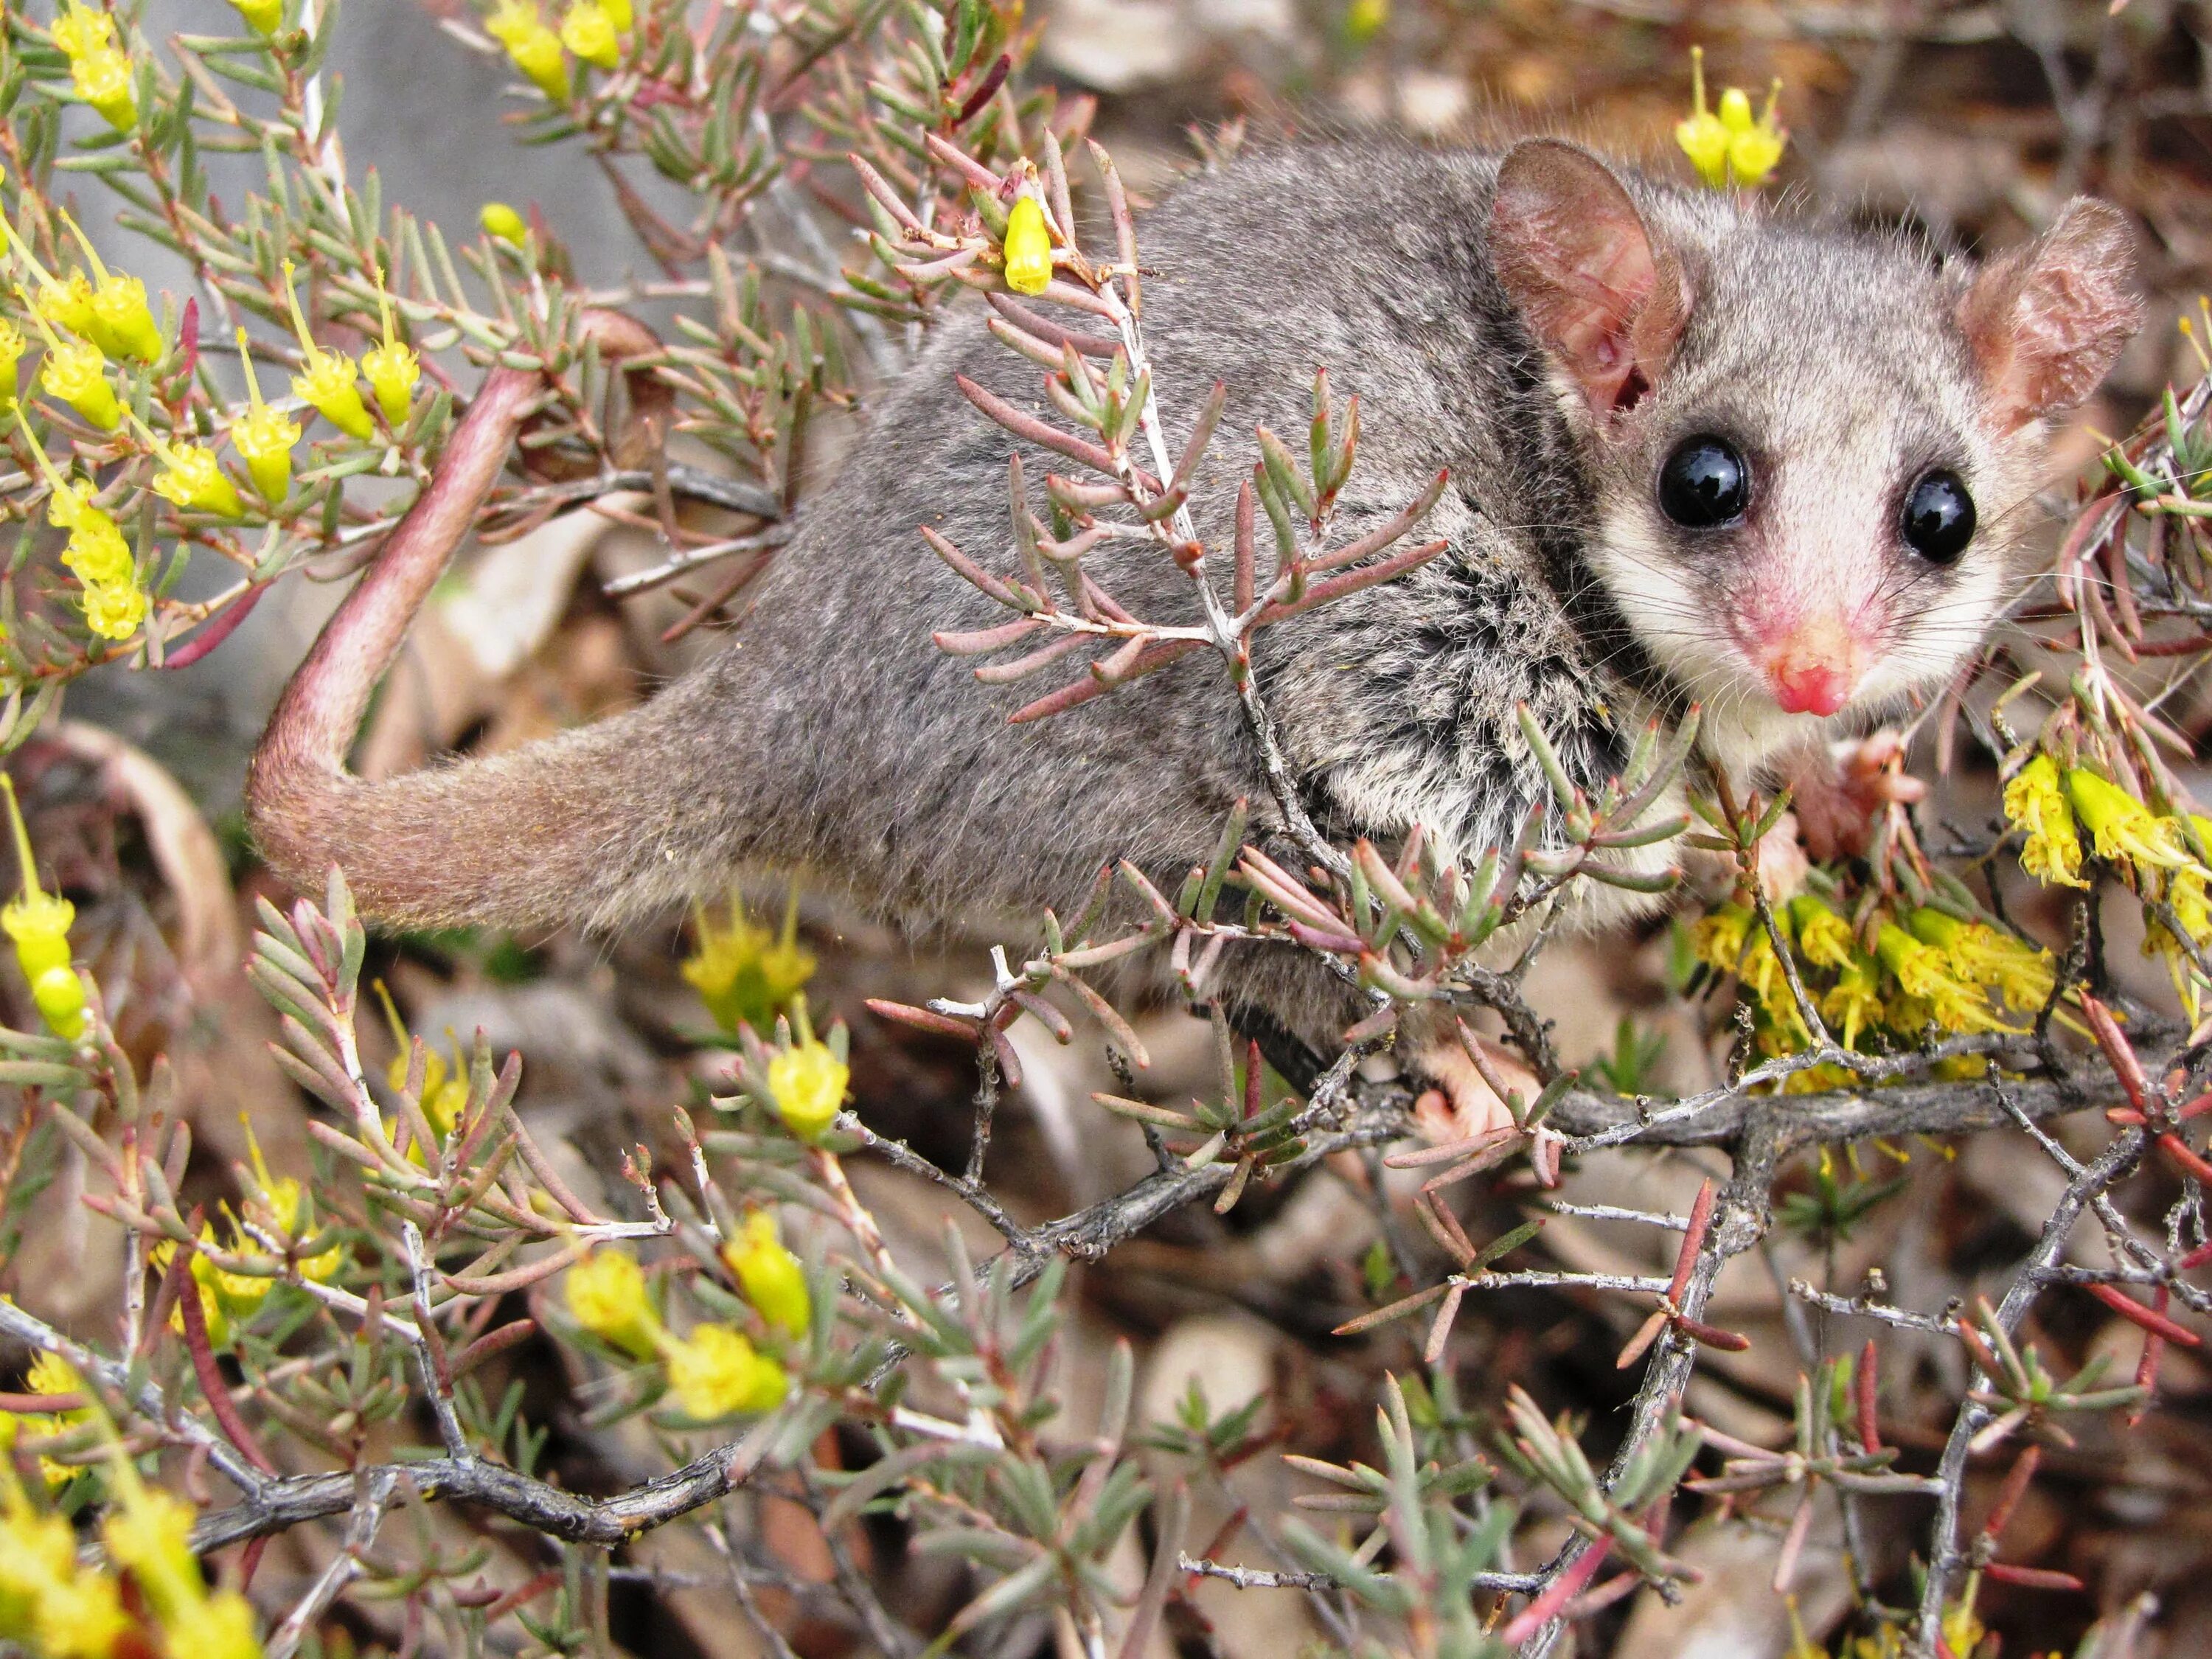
1489, 139, 1690, 424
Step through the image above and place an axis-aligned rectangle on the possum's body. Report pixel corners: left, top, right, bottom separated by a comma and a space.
248, 139, 2139, 1051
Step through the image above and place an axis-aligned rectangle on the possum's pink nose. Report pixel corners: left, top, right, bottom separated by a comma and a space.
1761, 616, 1863, 717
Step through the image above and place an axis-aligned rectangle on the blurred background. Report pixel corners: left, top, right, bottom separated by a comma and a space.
17, 1, 2212, 1655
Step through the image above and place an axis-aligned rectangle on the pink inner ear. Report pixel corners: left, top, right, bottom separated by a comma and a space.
1958, 201, 2141, 432
1491, 143, 1685, 418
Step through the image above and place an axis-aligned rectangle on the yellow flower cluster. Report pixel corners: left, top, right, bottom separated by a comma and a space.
1694, 890, 2054, 1065
562, 1244, 793, 1419
15, 413, 146, 641
683, 888, 815, 1034
1, 775, 88, 1039
0, 1410, 263, 1659
2004, 754, 2212, 1015
376, 984, 471, 1161
49, 3, 136, 133
162, 1119, 346, 1346
1675, 46, 1787, 189
0, 1353, 83, 1494
486, 1, 630, 99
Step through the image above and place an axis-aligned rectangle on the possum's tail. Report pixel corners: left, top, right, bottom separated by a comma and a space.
245, 311, 715, 933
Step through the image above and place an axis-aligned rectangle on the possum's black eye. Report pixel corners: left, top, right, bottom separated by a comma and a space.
1657, 437, 1749, 529
1902, 470, 1975, 565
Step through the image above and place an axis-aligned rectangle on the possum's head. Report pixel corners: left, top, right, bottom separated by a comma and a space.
1488, 139, 2140, 773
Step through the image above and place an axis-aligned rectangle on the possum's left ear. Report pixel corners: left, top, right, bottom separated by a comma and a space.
1956, 199, 2140, 432
1489, 139, 1691, 425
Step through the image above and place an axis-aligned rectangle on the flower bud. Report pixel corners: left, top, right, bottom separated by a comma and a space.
1, 775, 87, 1040
1002, 194, 1052, 296
479, 201, 530, 247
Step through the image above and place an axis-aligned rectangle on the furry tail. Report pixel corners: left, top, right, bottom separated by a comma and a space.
246, 313, 694, 933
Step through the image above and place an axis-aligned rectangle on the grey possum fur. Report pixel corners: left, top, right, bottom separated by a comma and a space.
247, 138, 2140, 1049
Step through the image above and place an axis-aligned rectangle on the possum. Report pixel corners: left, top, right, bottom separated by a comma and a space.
245, 138, 2140, 1105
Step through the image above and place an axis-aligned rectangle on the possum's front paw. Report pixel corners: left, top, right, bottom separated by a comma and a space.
1782, 730, 1927, 862
1407, 1023, 1540, 1144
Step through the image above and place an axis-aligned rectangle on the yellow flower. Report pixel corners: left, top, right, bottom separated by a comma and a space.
566, 1248, 659, 1357
361, 266, 420, 427
160, 1590, 261, 1659
36, 274, 97, 340
767, 1036, 847, 1143
2065, 768, 2193, 876
49, 3, 116, 60
375, 984, 470, 1159
100, 1488, 197, 1620
139, 424, 246, 519
1787, 894, 1856, 972
1691, 902, 1751, 974
1820, 954, 1882, 1051
279, 260, 372, 440
1674, 46, 1730, 188
479, 202, 529, 247
229, 329, 300, 504
683, 888, 814, 1034
13, 409, 147, 645
1907, 908, 2056, 1012
1875, 923, 2015, 1034
485, 1, 571, 100
1002, 195, 1052, 296
1343, 0, 1388, 43
2147, 863, 2211, 1018
663, 1323, 788, 1419
2003, 754, 2086, 888
32, 1565, 126, 1659
60, 213, 162, 363
237, 1114, 345, 1283
0, 319, 24, 406
560, 1, 621, 69
29, 320, 122, 431
2, 206, 101, 337
599, 0, 632, 26
0, 1408, 74, 1493
1, 775, 86, 1040
228, 0, 286, 35
25, 1352, 80, 1411
1718, 80, 1787, 187
79, 580, 146, 642
723, 1211, 810, 1336
71, 46, 137, 133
